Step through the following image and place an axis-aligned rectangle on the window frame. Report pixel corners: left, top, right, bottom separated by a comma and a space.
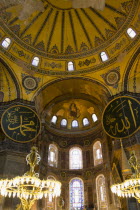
1, 37, 11, 49
69, 147, 83, 170
127, 27, 136, 39
100, 51, 108, 62
48, 144, 58, 167
69, 178, 84, 210
67, 61, 74, 71
93, 141, 103, 166
32, 56, 40, 67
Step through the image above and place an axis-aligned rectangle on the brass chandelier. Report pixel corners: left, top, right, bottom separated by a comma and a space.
111, 149, 140, 203
0, 146, 61, 210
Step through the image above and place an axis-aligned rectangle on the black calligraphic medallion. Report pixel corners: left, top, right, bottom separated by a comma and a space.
102, 96, 140, 138
1, 105, 41, 143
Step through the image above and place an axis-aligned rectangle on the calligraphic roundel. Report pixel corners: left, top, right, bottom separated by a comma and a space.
102, 96, 140, 139
1, 105, 41, 143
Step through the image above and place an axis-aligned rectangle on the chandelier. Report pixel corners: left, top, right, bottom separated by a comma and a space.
0, 146, 61, 210
111, 150, 140, 203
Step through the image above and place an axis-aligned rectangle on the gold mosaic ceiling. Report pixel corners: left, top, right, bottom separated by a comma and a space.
0, 0, 137, 58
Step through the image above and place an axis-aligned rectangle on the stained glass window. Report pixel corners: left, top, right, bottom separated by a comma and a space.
48, 144, 58, 167
93, 141, 103, 166
2, 38, 11, 49
96, 174, 108, 210
69, 178, 84, 210
69, 147, 83, 169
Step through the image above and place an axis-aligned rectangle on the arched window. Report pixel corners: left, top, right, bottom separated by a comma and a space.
100, 52, 108, 62
68, 61, 74, 71
72, 120, 78, 128
51, 115, 57, 124
83, 118, 89, 126
2, 38, 11, 49
69, 178, 84, 210
32, 56, 40, 66
92, 113, 98, 122
48, 144, 58, 167
127, 28, 136, 38
69, 147, 83, 169
96, 175, 108, 210
61, 119, 67, 127
93, 141, 103, 166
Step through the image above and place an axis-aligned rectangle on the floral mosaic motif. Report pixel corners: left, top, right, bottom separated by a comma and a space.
11, 46, 31, 60
80, 42, 89, 52
65, 45, 74, 54
0, 11, 11, 22
10, 25, 20, 36
115, 17, 126, 29
22, 73, 40, 94
78, 57, 96, 67
121, 0, 133, 14
105, 29, 115, 39
44, 61, 62, 69
109, 38, 127, 54
22, 34, 32, 45
94, 36, 104, 47
50, 45, 59, 54
101, 66, 120, 88
35, 41, 45, 51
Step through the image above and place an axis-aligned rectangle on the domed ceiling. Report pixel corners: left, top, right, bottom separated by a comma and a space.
0, 0, 137, 59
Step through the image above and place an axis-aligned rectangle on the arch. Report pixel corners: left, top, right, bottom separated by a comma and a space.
0, 58, 20, 98
48, 144, 58, 167
69, 147, 83, 169
124, 47, 140, 91
93, 141, 103, 166
32, 77, 112, 102
69, 178, 84, 210
96, 174, 108, 210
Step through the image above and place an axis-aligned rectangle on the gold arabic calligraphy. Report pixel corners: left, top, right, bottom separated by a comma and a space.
105, 98, 139, 137
8, 115, 36, 136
